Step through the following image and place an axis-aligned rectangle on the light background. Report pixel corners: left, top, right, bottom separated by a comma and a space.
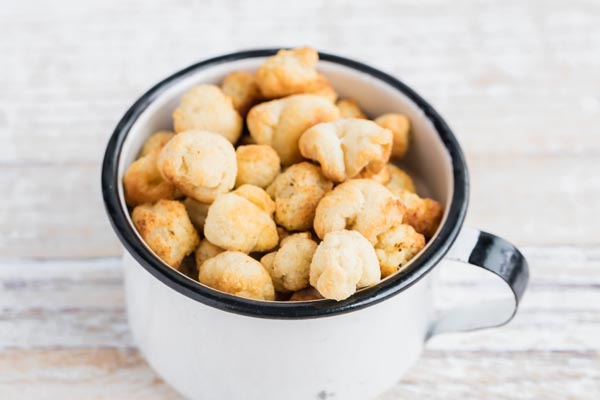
1, 0, 599, 398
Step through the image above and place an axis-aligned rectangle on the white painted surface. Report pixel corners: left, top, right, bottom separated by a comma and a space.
1, 0, 599, 398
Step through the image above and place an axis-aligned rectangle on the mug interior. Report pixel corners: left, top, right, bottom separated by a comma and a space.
105, 50, 468, 318
119, 59, 453, 209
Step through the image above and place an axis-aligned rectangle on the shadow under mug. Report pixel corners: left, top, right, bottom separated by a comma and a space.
102, 49, 529, 400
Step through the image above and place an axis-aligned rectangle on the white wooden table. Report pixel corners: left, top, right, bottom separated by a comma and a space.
1, 0, 599, 398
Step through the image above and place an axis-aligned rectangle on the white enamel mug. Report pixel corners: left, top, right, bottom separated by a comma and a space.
102, 49, 529, 400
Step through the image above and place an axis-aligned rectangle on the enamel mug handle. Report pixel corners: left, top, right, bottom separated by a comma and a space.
428, 227, 529, 337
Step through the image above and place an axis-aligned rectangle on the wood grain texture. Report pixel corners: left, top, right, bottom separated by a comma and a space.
1, 247, 599, 398
1, 0, 599, 163
1, 248, 598, 352
1, 157, 597, 258
0, 349, 181, 400
1, 0, 599, 258
381, 351, 600, 400
1, 0, 599, 398
0, 165, 120, 259
1, 349, 597, 400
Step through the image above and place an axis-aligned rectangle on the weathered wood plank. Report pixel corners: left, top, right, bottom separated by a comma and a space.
0, 156, 597, 259
0, 258, 124, 310
2, 0, 600, 398
0, 165, 120, 259
1, 0, 599, 163
466, 155, 600, 246
0, 349, 597, 400
3, 301, 597, 352
0, 308, 130, 350
380, 350, 600, 400
1, 247, 599, 352
0, 349, 181, 399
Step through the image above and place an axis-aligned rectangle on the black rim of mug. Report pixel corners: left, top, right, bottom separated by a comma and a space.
101, 49, 469, 319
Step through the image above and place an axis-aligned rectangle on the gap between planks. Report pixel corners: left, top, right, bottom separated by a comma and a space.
0, 246, 599, 353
